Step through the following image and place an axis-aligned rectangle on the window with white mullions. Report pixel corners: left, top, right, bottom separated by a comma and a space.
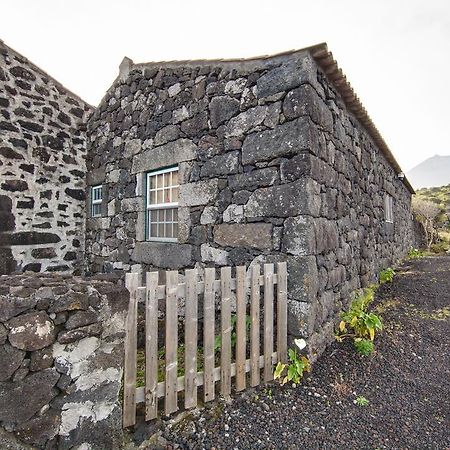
146, 166, 179, 241
384, 194, 394, 223
91, 185, 103, 217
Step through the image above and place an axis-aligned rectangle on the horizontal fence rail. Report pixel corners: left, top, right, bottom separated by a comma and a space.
123, 262, 288, 428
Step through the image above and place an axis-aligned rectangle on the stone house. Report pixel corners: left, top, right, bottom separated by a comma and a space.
85, 43, 415, 353
0, 39, 92, 275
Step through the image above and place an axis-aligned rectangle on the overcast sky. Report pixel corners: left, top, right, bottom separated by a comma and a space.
2, 0, 449, 171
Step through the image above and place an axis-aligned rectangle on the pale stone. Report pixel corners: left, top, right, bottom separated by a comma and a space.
214, 224, 273, 250
179, 179, 220, 207
222, 204, 244, 223
200, 206, 219, 225
168, 83, 181, 97
200, 244, 228, 265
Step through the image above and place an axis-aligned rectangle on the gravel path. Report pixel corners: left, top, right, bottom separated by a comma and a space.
136, 256, 450, 450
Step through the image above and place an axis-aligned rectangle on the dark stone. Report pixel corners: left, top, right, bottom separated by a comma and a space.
19, 163, 34, 174
0, 295, 37, 322
8, 311, 56, 351
15, 410, 61, 448
70, 107, 84, 118
40, 190, 52, 200
48, 292, 89, 313
58, 111, 72, 125
31, 247, 57, 259
228, 167, 278, 190
0, 368, 60, 423
200, 151, 239, 178
65, 310, 99, 330
280, 153, 311, 182
14, 107, 35, 119
1, 180, 28, 192
0, 343, 25, 381
0, 97, 9, 107
0, 211, 15, 231
15, 79, 31, 90
180, 111, 208, 136
17, 120, 43, 133
29, 347, 54, 371
0, 231, 61, 246
9, 138, 28, 149
209, 96, 240, 128
0, 146, 24, 160
63, 251, 77, 261
0, 247, 16, 276
10, 65, 36, 81
0, 121, 19, 132
42, 135, 64, 150
23, 263, 41, 272
242, 117, 316, 164
17, 198, 34, 209
57, 323, 102, 344
65, 188, 85, 201
32, 147, 50, 162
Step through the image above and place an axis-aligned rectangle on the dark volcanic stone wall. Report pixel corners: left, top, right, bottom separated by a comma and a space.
0, 40, 92, 274
296, 59, 415, 355
86, 50, 414, 356
0, 272, 128, 450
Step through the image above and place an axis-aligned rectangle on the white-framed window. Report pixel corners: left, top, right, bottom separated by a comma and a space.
384, 194, 394, 223
146, 166, 179, 242
91, 185, 103, 217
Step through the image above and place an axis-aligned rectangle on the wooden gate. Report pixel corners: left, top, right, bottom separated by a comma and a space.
123, 262, 287, 427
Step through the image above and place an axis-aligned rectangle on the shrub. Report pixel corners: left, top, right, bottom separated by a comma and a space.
274, 339, 311, 386
379, 267, 395, 283
354, 338, 374, 356
407, 248, 425, 260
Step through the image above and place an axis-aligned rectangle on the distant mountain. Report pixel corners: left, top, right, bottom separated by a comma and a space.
407, 155, 450, 189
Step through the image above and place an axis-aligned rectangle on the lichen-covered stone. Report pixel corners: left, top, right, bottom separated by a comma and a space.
8, 311, 55, 351
214, 224, 273, 250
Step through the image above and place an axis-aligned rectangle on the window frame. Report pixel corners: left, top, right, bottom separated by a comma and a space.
384, 194, 394, 224
145, 166, 179, 243
91, 184, 103, 218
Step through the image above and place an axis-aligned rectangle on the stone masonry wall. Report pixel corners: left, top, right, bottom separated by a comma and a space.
85, 52, 322, 326
0, 40, 93, 275
85, 50, 414, 356
0, 272, 128, 450
291, 59, 415, 356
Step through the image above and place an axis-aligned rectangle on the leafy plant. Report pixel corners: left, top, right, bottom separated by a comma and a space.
337, 288, 382, 342
274, 339, 311, 386
353, 338, 374, 356
355, 396, 369, 406
379, 267, 395, 284
407, 248, 425, 260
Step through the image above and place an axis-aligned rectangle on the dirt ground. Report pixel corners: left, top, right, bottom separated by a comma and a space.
134, 256, 450, 450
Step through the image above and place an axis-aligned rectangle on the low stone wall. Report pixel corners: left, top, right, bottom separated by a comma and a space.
0, 272, 129, 449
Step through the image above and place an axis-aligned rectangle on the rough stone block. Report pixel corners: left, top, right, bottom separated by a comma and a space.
242, 117, 316, 165
179, 179, 220, 207
286, 255, 319, 303
228, 167, 278, 191
224, 105, 268, 138
131, 138, 197, 173
200, 244, 228, 265
209, 96, 240, 128
132, 242, 193, 269
282, 216, 316, 256
200, 151, 239, 178
214, 223, 273, 250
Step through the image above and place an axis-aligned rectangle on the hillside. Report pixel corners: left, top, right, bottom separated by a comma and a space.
407, 155, 450, 189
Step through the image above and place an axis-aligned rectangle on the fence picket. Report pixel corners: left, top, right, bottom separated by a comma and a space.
123, 272, 139, 427
277, 262, 288, 364
235, 265, 246, 391
184, 269, 198, 409
165, 270, 179, 415
203, 268, 215, 402
220, 266, 232, 398
250, 264, 260, 387
264, 264, 274, 382
123, 262, 288, 425
145, 271, 159, 421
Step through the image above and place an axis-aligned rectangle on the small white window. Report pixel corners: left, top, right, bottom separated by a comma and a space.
91, 185, 103, 217
384, 194, 394, 223
146, 166, 179, 242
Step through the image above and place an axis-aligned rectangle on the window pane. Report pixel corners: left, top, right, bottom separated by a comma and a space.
150, 223, 158, 238
166, 208, 173, 222
165, 223, 172, 238
157, 174, 164, 190
173, 222, 178, 237
149, 175, 156, 190
158, 223, 165, 237
157, 189, 164, 203
173, 209, 178, 221
164, 188, 171, 203
172, 171, 178, 186
172, 187, 178, 202
150, 190, 157, 204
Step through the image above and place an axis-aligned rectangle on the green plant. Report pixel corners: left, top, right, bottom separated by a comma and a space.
214, 314, 251, 352
355, 396, 369, 406
379, 267, 395, 283
353, 338, 374, 356
337, 288, 382, 342
407, 248, 425, 260
274, 339, 310, 386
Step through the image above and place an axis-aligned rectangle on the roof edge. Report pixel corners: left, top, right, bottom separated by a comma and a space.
309, 43, 415, 194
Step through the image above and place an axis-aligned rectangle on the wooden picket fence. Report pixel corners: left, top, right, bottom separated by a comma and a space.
122, 262, 288, 428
